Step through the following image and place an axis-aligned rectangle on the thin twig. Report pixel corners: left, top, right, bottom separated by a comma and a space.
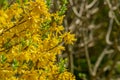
69, 0, 85, 19
86, 0, 98, 9
46, 41, 64, 52
106, 0, 120, 26
93, 46, 109, 75
0, 17, 26, 36
106, 18, 113, 45
83, 30, 93, 76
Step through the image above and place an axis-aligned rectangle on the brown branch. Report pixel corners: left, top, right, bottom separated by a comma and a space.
106, 18, 113, 45
67, 45, 74, 73
107, 53, 118, 80
0, 18, 26, 36
86, 0, 98, 9
82, 30, 93, 76
69, 0, 85, 19
93, 46, 114, 76
46, 41, 64, 52
106, 0, 120, 26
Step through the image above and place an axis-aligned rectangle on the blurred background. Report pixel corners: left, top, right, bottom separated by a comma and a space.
58, 0, 120, 80
1, 0, 120, 80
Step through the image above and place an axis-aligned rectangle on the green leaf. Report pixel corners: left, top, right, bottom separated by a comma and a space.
21, 38, 26, 47
3, 39, 11, 49
58, 58, 67, 73
45, 0, 51, 8
16, 0, 20, 4
58, 0, 68, 16
27, 60, 34, 70
0, 0, 8, 9
12, 59, 19, 70
24, 0, 28, 3
0, 54, 7, 63
79, 73, 87, 80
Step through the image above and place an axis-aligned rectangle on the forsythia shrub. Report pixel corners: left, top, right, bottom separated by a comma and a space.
0, 0, 76, 80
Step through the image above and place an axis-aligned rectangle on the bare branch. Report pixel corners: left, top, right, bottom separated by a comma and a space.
106, 18, 113, 45
106, 0, 120, 26
69, 0, 85, 19
86, 0, 98, 9
83, 30, 93, 76
93, 46, 114, 75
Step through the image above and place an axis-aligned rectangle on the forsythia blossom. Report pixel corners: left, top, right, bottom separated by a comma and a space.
0, 0, 76, 80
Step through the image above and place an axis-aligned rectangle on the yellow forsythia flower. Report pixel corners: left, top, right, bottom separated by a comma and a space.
0, 0, 76, 80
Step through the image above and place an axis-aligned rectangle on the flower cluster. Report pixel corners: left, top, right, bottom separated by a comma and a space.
0, 0, 76, 80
